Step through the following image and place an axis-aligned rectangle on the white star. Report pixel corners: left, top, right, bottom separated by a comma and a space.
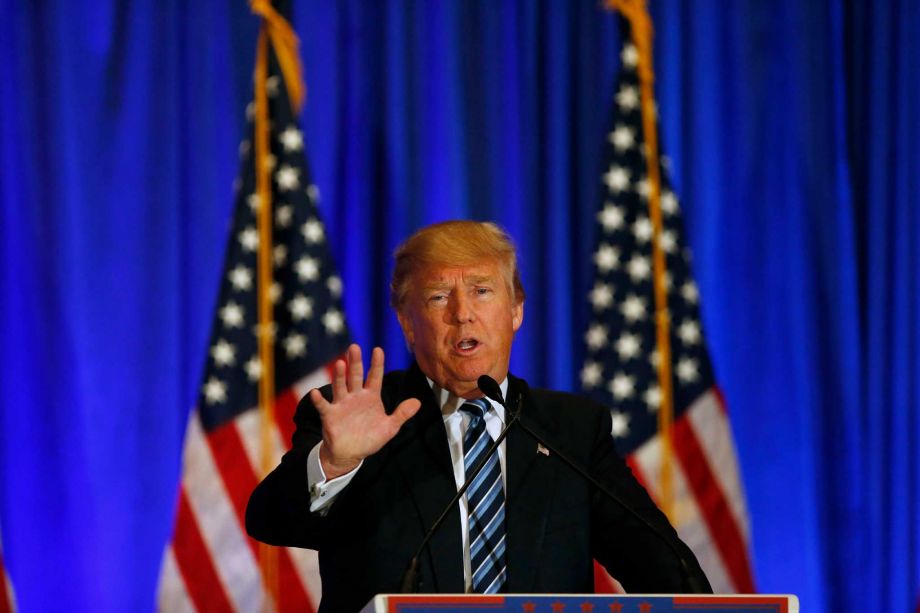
676, 357, 699, 383
644, 385, 661, 413
210, 339, 236, 367
266, 75, 280, 97
681, 281, 699, 304
661, 190, 678, 215
585, 324, 608, 350
610, 410, 630, 438
581, 361, 603, 388
615, 332, 641, 360
678, 320, 701, 345
621, 44, 639, 68
245, 102, 255, 121
659, 229, 676, 253
283, 333, 307, 358
301, 219, 325, 244
322, 309, 345, 334
603, 165, 630, 193
295, 256, 320, 282
635, 177, 650, 200
202, 377, 227, 405
273, 245, 287, 267
278, 125, 304, 152
275, 204, 293, 228
228, 266, 252, 291
263, 153, 277, 172
621, 294, 647, 323
275, 165, 300, 191
649, 348, 661, 368
593, 244, 620, 273
663, 270, 673, 291
247, 193, 261, 213
306, 184, 320, 202
270, 282, 282, 303
633, 216, 653, 243
220, 301, 244, 328
609, 373, 635, 400
245, 357, 262, 382
239, 227, 258, 252
589, 282, 614, 310
288, 294, 314, 321
609, 125, 635, 152
239, 140, 251, 158
616, 85, 639, 111
598, 203, 625, 232
327, 275, 343, 298
627, 255, 651, 282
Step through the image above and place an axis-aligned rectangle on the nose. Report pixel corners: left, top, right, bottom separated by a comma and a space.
451, 291, 475, 323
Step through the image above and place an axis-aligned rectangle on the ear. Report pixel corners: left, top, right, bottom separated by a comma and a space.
511, 300, 524, 333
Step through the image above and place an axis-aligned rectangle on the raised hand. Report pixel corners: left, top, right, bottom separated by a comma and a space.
309, 344, 421, 479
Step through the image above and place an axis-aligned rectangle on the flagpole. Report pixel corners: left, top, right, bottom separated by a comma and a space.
604, 0, 676, 520
249, 0, 306, 608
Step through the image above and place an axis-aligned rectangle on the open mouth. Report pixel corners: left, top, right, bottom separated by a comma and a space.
455, 338, 480, 353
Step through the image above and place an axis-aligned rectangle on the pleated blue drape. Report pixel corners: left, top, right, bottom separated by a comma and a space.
0, 1, 917, 611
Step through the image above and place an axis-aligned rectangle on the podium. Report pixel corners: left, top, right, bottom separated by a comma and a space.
360, 594, 799, 613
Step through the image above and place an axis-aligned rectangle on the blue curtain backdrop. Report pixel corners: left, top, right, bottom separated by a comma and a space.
1, 1, 917, 611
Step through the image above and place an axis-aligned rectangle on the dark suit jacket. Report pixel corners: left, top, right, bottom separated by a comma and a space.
246, 363, 711, 612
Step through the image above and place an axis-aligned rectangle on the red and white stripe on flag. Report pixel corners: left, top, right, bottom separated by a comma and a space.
157, 372, 330, 613
638, 389, 752, 592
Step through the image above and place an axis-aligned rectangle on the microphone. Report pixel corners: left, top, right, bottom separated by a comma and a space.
479, 375, 709, 594
398, 376, 521, 593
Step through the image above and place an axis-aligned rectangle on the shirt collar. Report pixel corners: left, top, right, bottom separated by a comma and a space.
426, 377, 509, 424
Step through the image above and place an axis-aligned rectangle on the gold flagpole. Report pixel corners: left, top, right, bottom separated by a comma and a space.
604, 0, 676, 521
248, 0, 306, 607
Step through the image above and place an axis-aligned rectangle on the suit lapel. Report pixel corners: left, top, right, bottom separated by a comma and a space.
504, 376, 558, 592
390, 364, 465, 593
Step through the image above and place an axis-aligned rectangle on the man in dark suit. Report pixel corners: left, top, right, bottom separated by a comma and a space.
246, 220, 711, 612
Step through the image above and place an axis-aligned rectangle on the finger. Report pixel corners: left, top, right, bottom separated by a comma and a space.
390, 398, 422, 428
331, 358, 347, 400
346, 343, 363, 392
308, 388, 330, 414
365, 347, 385, 390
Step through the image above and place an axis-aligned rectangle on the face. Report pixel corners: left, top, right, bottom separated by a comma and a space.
397, 260, 524, 399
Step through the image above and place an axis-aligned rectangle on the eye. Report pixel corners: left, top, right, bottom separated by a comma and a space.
427, 293, 448, 305
475, 287, 492, 296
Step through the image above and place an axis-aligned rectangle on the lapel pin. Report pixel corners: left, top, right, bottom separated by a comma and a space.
536, 444, 549, 456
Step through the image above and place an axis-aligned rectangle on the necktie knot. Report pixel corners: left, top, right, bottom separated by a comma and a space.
461, 398, 490, 421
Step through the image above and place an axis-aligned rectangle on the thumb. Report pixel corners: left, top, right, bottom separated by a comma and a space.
390, 398, 422, 427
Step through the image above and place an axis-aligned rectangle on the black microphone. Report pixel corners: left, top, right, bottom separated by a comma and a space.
479, 375, 710, 594
398, 376, 521, 593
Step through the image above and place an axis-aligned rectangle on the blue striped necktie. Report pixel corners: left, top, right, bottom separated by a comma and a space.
460, 398, 507, 593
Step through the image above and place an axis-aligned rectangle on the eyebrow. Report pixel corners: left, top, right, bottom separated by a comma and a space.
422, 275, 495, 291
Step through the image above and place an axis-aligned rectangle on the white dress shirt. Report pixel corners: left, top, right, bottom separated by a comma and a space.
306, 377, 509, 592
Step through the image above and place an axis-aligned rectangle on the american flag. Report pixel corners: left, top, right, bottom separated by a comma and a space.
0, 531, 14, 613
581, 32, 756, 593
157, 8, 349, 611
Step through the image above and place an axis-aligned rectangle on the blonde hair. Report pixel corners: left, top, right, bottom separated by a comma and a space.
390, 220, 525, 309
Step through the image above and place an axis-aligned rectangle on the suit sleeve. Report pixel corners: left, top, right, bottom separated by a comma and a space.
245, 388, 332, 549
588, 406, 713, 593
